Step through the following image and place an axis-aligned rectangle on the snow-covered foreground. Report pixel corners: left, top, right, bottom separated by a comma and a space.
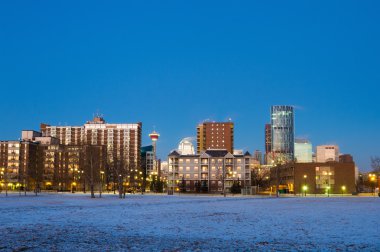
0, 193, 379, 251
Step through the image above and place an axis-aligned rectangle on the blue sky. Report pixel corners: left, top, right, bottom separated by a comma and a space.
1, 1, 379, 171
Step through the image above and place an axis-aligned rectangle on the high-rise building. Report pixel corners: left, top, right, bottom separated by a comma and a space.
178, 137, 195, 155
316, 145, 339, 163
196, 121, 234, 154
41, 116, 142, 171
264, 124, 272, 164
294, 139, 312, 163
265, 124, 272, 153
270, 106, 294, 162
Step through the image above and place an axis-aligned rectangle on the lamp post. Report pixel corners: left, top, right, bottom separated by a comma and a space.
369, 174, 376, 196
341, 185, 346, 196
100, 170, 104, 198
302, 185, 308, 197
326, 186, 331, 197
303, 174, 307, 196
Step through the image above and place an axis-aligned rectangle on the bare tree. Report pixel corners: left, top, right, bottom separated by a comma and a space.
83, 145, 102, 198
371, 156, 380, 173
251, 167, 270, 191
110, 155, 127, 199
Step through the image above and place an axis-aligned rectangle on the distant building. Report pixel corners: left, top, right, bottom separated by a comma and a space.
0, 137, 106, 192
339, 154, 354, 163
270, 106, 295, 162
253, 150, 263, 164
141, 145, 154, 177
294, 139, 312, 163
270, 162, 356, 194
160, 161, 168, 182
233, 150, 243, 155
0, 116, 142, 192
264, 124, 272, 164
41, 116, 142, 175
178, 138, 195, 155
167, 149, 253, 193
316, 145, 339, 163
197, 121, 234, 154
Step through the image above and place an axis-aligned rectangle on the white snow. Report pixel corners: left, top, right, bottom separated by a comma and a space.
0, 193, 379, 251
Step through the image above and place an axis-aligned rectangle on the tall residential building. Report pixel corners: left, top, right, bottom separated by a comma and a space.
316, 145, 339, 163
41, 116, 142, 170
196, 121, 234, 154
294, 139, 312, 163
271, 106, 294, 162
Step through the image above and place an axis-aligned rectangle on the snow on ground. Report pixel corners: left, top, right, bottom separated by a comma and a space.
0, 193, 379, 251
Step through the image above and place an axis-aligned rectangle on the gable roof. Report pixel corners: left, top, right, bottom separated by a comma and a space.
205, 149, 229, 157
244, 151, 252, 156
168, 150, 181, 156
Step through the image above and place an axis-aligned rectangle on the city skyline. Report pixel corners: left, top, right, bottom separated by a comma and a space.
1, 1, 380, 171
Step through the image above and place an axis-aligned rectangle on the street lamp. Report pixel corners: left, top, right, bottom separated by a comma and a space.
369, 174, 376, 196
326, 186, 331, 197
100, 171, 105, 198
341, 185, 346, 196
302, 185, 308, 197
303, 174, 307, 196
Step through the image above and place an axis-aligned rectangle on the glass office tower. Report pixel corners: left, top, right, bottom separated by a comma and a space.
271, 105, 294, 162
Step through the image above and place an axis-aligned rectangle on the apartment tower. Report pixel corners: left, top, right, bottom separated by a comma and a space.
197, 121, 234, 154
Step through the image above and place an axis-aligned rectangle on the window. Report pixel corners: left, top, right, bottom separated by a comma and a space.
186, 159, 190, 164
194, 166, 199, 172
186, 167, 190, 172
179, 166, 183, 172
194, 174, 199, 179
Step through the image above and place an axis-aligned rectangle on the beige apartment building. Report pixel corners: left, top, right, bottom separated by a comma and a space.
168, 149, 255, 193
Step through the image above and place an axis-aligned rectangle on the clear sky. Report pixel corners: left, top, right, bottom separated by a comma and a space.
1, 1, 379, 171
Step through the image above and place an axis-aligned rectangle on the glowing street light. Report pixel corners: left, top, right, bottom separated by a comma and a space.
302, 185, 308, 196
341, 185, 346, 196
326, 186, 331, 197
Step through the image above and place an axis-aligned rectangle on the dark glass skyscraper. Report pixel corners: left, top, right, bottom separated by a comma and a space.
271, 105, 294, 162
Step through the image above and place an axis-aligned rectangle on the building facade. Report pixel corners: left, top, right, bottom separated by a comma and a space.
316, 145, 339, 163
41, 116, 142, 173
253, 150, 263, 165
264, 124, 272, 164
197, 122, 234, 154
294, 139, 312, 163
167, 149, 253, 193
270, 162, 356, 194
270, 106, 295, 162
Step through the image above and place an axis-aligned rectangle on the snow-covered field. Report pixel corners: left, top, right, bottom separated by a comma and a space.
0, 193, 379, 251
